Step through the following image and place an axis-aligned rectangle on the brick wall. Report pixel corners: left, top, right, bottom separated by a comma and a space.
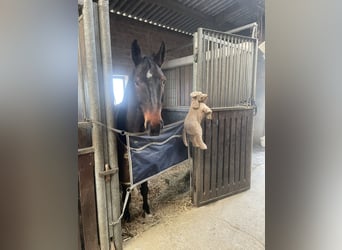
109, 14, 193, 76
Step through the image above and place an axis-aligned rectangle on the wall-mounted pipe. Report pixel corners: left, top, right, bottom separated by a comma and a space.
225, 22, 257, 36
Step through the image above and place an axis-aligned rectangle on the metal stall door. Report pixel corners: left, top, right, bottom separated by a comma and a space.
192, 28, 258, 206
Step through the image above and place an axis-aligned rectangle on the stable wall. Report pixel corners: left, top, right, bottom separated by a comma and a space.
109, 14, 193, 76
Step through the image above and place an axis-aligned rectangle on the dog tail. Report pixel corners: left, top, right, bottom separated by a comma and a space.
182, 128, 188, 147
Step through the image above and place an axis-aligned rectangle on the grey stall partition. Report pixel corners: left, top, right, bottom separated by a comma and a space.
78, 1, 123, 249
162, 26, 258, 206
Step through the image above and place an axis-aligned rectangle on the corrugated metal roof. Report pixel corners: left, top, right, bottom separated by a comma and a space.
80, 0, 264, 38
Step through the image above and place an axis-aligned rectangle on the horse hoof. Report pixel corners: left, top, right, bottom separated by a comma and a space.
123, 213, 131, 223
142, 212, 153, 218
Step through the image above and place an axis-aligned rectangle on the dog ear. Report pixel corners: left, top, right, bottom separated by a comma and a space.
190, 91, 201, 98
200, 94, 208, 102
190, 92, 200, 108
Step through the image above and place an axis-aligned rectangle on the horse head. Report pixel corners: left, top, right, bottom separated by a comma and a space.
131, 40, 166, 136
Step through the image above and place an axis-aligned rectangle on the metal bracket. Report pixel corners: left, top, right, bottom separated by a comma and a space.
99, 164, 119, 182
98, 168, 118, 176
251, 99, 258, 116
193, 51, 198, 63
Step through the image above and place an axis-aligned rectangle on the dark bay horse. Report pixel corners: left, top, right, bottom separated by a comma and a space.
115, 40, 166, 221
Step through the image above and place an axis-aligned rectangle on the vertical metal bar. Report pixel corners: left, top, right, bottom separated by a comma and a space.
246, 41, 252, 105
79, 18, 89, 120
211, 32, 215, 106
197, 29, 204, 92
214, 33, 220, 106
230, 36, 236, 106
209, 32, 214, 106
98, 0, 123, 249
244, 39, 249, 103
245, 40, 250, 103
240, 39, 245, 104
226, 34, 230, 107
232, 37, 237, 106
96, 5, 116, 245
205, 31, 210, 94
225, 35, 229, 106
93, 2, 113, 241
212, 32, 216, 106
192, 31, 198, 93
241, 39, 246, 104
171, 70, 175, 106
220, 34, 226, 106
216, 33, 221, 106
243, 40, 249, 104
173, 69, 176, 106
83, 0, 109, 249
244, 40, 249, 103
251, 37, 259, 104
126, 134, 134, 186
238, 38, 244, 104
176, 67, 180, 106
235, 37, 241, 105
237, 37, 242, 105
219, 33, 225, 106
220, 33, 224, 106
78, 37, 87, 121
227, 35, 233, 106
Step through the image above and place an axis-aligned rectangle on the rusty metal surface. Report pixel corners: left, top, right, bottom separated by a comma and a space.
78, 153, 100, 250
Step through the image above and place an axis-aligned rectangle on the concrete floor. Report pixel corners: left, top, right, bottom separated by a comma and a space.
123, 145, 265, 250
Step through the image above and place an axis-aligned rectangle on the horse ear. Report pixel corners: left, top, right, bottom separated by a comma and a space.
153, 41, 165, 67
131, 40, 142, 66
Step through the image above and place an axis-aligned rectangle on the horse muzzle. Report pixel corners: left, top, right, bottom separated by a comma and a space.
144, 112, 164, 136
146, 121, 163, 136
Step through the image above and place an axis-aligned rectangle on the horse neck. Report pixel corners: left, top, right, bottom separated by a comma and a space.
120, 81, 145, 133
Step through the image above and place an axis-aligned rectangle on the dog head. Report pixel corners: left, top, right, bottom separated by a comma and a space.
190, 91, 208, 109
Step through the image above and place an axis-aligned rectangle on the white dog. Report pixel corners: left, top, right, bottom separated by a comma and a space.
183, 91, 212, 150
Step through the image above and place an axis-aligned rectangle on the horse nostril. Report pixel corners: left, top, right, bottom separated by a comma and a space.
148, 123, 161, 136
145, 121, 151, 130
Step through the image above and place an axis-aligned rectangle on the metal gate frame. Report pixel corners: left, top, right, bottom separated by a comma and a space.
78, 1, 122, 249
191, 26, 258, 206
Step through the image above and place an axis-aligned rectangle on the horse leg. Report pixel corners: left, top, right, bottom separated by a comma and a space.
122, 184, 131, 222
140, 182, 151, 216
